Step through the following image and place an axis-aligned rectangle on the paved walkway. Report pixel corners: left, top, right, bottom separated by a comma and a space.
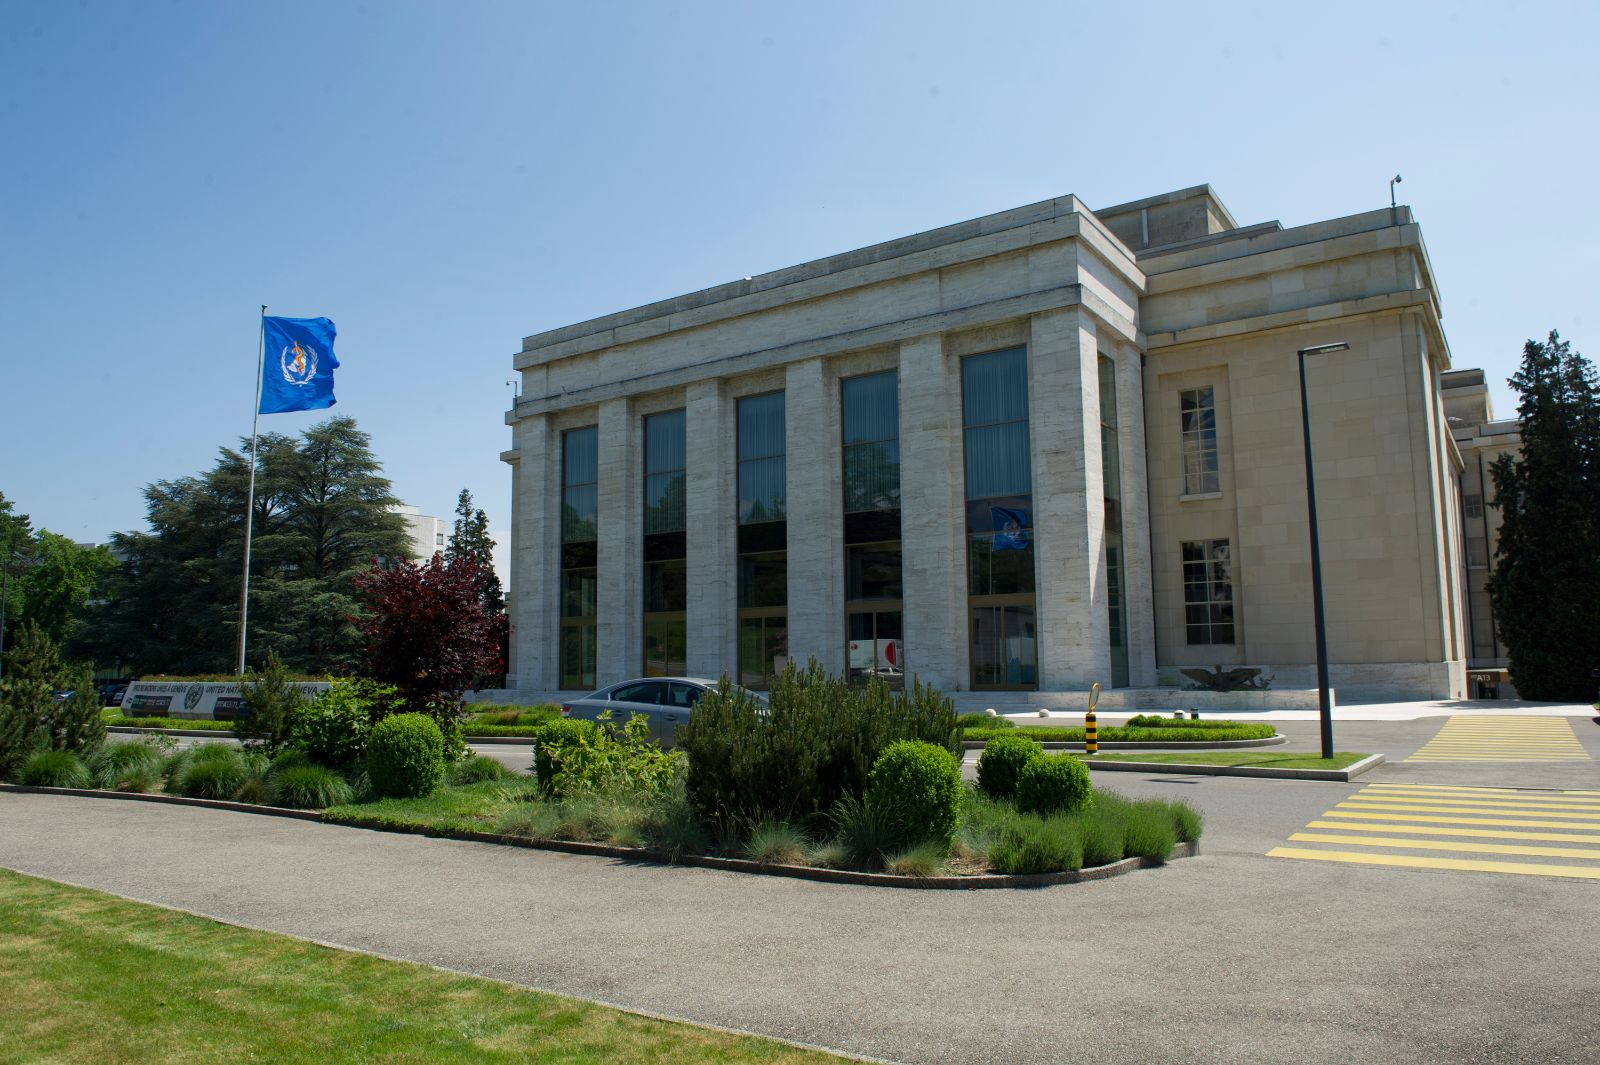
3, 787, 1598, 1065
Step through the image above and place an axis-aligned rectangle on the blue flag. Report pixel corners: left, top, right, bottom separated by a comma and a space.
991, 506, 1030, 551
259, 316, 338, 414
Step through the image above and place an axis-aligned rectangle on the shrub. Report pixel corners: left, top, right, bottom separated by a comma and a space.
829, 795, 902, 870
90, 742, 166, 790
20, 750, 91, 789
1123, 804, 1180, 862
365, 713, 445, 799
531, 719, 598, 790
744, 821, 808, 865
865, 740, 962, 851
270, 764, 356, 809
677, 662, 959, 833
236, 651, 309, 755
289, 679, 374, 767
975, 733, 1042, 801
179, 749, 249, 799
1079, 815, 1125, 868
988, 817, 1085, 875
447, 754, 512, 786
1014, 754, 1094, 817
955, 713, 1013, 730
231, 777, 271, 804
1165, 799, 1204, 843
45, 666, 106, 757
641, 784, 713, 862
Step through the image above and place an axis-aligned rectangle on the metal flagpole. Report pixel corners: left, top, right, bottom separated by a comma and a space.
236, 305, 267, 675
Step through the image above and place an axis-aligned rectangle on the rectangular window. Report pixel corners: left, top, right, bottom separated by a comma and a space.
842, 371, 904, 686
1100, 355, 1129, 687
561, 426, 599, 689
962, 347, 1036, 690
1182, 539, 1234, 646
737, 392, 786, 525
643, 411, 687, 676
737, 393, 786, 688
1180, 387, 1220, 496
1463, 493, 1484, 519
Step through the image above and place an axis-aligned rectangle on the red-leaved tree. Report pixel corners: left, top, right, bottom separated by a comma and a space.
352, 555, 506, 729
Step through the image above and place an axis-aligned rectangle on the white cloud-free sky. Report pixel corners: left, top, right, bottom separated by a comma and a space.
4, 0, 1596, 585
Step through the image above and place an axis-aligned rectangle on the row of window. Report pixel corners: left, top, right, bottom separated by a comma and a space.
555, 350, 1234, 691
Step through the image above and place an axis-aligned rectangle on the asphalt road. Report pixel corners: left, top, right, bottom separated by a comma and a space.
6, 715, 1596, 1064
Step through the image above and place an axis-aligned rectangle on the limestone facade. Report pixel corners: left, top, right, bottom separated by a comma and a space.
503, 186, 1476, 702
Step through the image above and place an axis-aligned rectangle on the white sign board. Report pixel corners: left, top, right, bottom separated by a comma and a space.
118, 681, 330, 721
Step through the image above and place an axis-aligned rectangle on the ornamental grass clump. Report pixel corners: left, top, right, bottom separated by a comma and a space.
20, 750, 91, 789
865, 740, 963, 852
975, 733, 1041, 801
743, 821, 808, 865
988, 816, 1085, 875
1014, 753, 1094, 817
446, 754, 511, 786
89, 742, 165, 790
178, 746, 250, 800
269, 764, 355, 809
365, 713, 445, 799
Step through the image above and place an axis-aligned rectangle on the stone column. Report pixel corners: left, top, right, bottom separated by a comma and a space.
898, 334, 969, 691
508, 412, 558, 693
685, 379, 738, 679
1029, 308, 1111, 689
596, 397, 641, 685
784, 358, 844, 675
1116, 341, 1158, 686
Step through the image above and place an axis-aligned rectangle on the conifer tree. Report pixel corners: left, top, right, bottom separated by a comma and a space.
1487, 331, 1600, 702
446, 488, 504, 616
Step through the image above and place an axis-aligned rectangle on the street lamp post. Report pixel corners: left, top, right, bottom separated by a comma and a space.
1298, 341, 1349, 760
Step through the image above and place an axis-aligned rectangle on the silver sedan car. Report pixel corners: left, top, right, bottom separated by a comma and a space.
559, 676, 725, 748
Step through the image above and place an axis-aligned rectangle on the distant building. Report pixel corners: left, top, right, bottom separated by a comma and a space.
392, 504, 447, 564
1441, 369, 1522, 698
503, 185, 1485, 705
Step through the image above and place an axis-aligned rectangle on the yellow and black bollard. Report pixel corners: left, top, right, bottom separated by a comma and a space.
1084, 682, 1101, 755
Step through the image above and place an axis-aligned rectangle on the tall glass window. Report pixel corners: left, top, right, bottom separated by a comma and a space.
1100, 356, 1129, 687
962, 347, 1036, 690
842, 371, 903, 686
643, 410, 687, 676
1180, 387, 1220, 495
737, 392, 786, 689
560, 426, 598, 690
1182, 539, 1234, 645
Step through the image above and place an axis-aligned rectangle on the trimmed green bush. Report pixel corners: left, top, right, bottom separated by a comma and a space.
446, 754, 512, 786
677, 662, 959, 832
365, 713, 445, 799
955, 713, 1013, 730
530, 719, 599, 791
1014, 754, 1094, 816
269, 764, 355, 809
975, 733, 1041, 800
988, 817, 1084, 875
865, 740, 962, 850
20, 750, 91, 789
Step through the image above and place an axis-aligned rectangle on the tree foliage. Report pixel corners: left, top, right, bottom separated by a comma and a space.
445, 488, 503, 616
0, 622, 103, 780
352, 554, 505, 733
1487, 331, 1600, 702
79, 416, 409, 675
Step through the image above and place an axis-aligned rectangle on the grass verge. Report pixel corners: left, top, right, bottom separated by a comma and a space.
103, 712, 236, 731
0, 868, 848, 1064
1083, 750, 1369, 769
324, 778, 543, 835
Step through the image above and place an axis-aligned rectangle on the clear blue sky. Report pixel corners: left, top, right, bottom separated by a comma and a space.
4, 0, 1596, 583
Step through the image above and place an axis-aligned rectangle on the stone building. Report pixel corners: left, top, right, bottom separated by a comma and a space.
502, 185, 1475, 706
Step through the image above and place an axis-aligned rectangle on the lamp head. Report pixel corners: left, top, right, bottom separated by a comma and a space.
1299, 342, 1350, 358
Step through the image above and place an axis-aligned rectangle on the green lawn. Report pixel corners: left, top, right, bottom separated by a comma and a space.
962, 723, 1277, 744
324, 778, 541, 835
102, 711, 236, 731
0, 868, 851, 1064
1083, 750, 1370, 770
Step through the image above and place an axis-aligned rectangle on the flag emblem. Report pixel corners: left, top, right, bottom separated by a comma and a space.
259, 316, 338, 414
280, 339, 318, 386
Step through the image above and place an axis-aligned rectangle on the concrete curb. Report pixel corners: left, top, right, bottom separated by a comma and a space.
1082, 752, 1386, 782
0, 783, 1197, 890
962, 734, 1287, 752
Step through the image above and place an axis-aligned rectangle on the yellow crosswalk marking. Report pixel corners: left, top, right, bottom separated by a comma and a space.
1366, 783, 1600, 798
1404, 716, 1590, 762
1304, 820, 1600, 845
1335, 801, 1600, 819
1266, 847, 1600, 880
1334, 795, 1600, 813
1288, 832, 1600, 861
1321, 810, 1600, 831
